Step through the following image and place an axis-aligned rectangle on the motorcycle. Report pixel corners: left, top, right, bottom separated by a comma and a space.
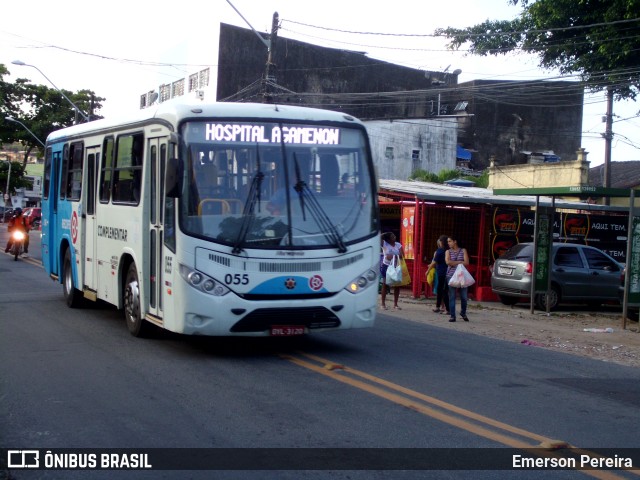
10, 229, 26, 261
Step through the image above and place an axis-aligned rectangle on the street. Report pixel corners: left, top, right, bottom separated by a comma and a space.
1, 226, 640, 479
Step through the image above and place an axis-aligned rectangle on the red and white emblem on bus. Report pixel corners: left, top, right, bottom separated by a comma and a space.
71, 211, 78, 244
284, 278, 296, 290
309, 275, 323, 291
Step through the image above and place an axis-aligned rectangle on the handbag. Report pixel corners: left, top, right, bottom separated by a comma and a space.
426, 268, 435, 287
448, 264, 475, 288
399, 257, 411, 286
385, 255, 403, 286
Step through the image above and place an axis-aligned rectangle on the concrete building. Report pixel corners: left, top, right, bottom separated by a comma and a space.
589, 160, 640, 207
450, 80, 584, 170
215, 23, 586, 178
365, 118, 457, 180
488, 150, 640, 207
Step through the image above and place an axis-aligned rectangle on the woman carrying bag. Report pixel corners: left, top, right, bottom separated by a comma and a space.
445, 234, 470, 322
426, 235, 450, 315
380, 232, 404, 310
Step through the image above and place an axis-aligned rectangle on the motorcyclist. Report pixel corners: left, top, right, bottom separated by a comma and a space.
5, 207, 30, 257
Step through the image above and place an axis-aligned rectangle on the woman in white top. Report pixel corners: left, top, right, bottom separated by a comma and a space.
380, 232, 404, 310
445, 234, 470, 322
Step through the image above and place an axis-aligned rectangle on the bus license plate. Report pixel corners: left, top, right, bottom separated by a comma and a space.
270, 326, 305, 336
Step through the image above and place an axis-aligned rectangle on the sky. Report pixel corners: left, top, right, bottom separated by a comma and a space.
1, 0, 638, 167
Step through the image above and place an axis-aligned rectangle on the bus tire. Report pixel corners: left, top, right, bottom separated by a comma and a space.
63, 249, 83, 308
124, 263, 152, 337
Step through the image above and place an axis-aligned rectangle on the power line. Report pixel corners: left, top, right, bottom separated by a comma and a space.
282, 17, 640, 38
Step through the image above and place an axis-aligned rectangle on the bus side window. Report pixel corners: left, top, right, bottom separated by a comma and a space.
43, 147, 52, 200
60, 144, 69, 200
67, 142, 84, 201
113, 133, 143, 204
100, 137, 115, 203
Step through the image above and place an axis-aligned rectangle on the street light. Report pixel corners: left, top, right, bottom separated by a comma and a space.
12, 60, 90, 122
5, 117, 46, 148
1, 159, 11, 207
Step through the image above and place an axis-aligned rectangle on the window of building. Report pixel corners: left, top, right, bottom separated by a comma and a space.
412, 149, 421, 172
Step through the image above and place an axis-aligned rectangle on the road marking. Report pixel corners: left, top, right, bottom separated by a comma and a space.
280, 351, 635, 479
2, 251, 42, 267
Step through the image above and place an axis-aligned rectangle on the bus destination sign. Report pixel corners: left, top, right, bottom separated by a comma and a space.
205, 124, 341, 145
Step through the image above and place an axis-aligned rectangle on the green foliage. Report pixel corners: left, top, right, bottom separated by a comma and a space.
1, 62, 105, 193
1, 63, 105, 153
472, 170, 489, 188
409, 169, 489, 188
0, 161, 29, 196
436, 0, 640, 100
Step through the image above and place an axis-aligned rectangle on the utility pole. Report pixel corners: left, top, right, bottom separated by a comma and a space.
263, 12, 279, 103
603, 86, 613, 206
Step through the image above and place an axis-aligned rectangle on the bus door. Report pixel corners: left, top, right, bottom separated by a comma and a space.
82, 146, 100, 293
42, 145, 62, 276
146, 137, 167, 318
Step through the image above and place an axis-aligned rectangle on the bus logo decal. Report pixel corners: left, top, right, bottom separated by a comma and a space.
97, 225, 128, 241
285, 278, 296, 290
309, 275, 323, 291
71, 211, 78, 244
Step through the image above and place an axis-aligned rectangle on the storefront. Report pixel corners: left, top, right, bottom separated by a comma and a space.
379, 180, 630, 302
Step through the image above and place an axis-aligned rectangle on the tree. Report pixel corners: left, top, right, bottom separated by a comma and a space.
0, 160, 29, 199
436, 0, 640, 100
1, 63, 105, 175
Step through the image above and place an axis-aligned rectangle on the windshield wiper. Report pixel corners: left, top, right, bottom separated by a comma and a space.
232, 149, 264, 254
293, 155, 307, 221
292, 155, 346, 253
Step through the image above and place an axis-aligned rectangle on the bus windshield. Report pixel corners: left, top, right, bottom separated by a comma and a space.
179, 120, 377, 251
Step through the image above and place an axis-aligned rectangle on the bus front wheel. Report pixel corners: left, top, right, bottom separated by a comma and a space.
124, 264, 152, 337
63, 249, 82, 308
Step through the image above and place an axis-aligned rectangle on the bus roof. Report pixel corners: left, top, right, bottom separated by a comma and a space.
46, 100, 364, 143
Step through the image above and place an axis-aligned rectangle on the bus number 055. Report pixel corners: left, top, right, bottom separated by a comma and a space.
225, 274, 249, 285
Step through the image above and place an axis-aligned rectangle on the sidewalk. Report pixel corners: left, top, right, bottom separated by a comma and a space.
380, 293, 640, 368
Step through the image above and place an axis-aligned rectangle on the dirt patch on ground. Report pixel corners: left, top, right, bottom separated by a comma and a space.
389, 295, 640, 368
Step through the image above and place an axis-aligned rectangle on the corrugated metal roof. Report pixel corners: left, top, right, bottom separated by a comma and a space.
379, 179, 629, 212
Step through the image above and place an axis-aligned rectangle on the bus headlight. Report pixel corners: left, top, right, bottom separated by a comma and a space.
345, 267, 379, 294
179, 264, 230, 296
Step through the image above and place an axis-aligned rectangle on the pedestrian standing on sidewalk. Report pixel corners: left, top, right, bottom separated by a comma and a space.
380, 232, 404, 310
445, 234, 469, 322
426, 234, 450, 315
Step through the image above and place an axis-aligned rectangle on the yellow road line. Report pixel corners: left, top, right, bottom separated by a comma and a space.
281, 352, 634, 480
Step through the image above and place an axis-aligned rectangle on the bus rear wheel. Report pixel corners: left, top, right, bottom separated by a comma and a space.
124, 263, 152, 337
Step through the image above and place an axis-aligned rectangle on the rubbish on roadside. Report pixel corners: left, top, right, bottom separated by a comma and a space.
583, 327, 614, 333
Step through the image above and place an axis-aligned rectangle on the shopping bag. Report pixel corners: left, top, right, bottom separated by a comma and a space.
448, 264, 475, 288
385, 255, 403, 286
399, 258, 411, 286
426, 268, 435, 287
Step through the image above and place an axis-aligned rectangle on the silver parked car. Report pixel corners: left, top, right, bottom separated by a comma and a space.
491, 242, 623, 310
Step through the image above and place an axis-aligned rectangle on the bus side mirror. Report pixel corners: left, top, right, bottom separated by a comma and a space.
165, 157, 182, 198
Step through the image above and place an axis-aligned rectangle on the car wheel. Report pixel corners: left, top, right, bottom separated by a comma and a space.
498, 294, 519, 306
124, 263, 152, 337
535, 285, 560, 310
63, 249, 83, 308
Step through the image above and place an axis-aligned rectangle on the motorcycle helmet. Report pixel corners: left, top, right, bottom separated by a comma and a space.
14, 208, 22, 216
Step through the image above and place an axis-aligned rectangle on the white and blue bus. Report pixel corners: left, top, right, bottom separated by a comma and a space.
42, 101, 380, 337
